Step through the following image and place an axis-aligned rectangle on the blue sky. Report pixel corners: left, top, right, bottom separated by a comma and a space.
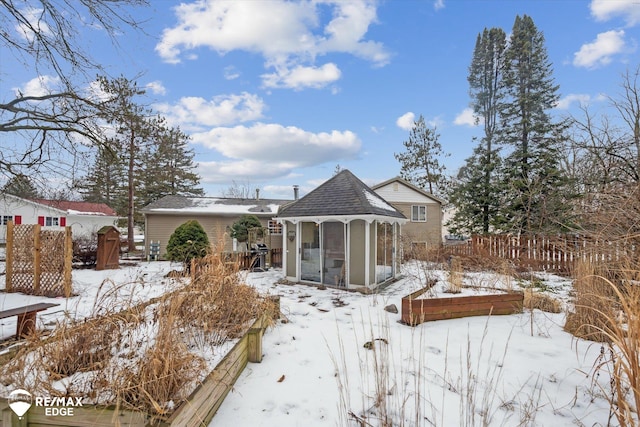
2, 0, 639, 199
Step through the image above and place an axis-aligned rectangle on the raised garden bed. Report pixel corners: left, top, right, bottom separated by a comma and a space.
401, 281, 524, 326
0, 315, 270, 427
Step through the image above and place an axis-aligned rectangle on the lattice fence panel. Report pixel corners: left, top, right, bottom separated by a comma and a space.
40, 229, 68, 296
6, 223, 72, 297
8, 224, 36, 293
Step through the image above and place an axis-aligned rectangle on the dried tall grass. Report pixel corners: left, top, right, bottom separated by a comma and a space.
565, 258, 640, 426
446, 256, 463, 294
565, 260, 617, 342
0, 248, 276, 418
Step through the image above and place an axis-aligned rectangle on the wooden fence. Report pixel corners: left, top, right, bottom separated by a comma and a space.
445, 234, 637, 274
224, 248, 283, 270
5, 221, 73, 297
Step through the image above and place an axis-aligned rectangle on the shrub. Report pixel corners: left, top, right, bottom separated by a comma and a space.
230, 214, 263, 242
166, 220, 210, 265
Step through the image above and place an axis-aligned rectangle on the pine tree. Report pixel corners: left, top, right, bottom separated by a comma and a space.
2, 174, 40, 199
78, 145, 128, 214
497, 15, 572, 233
448, 27, 506, 234
448, 143, 504, 235
138, 124, 203, 207
97, 75, 153, 251
394, 115, 448, 195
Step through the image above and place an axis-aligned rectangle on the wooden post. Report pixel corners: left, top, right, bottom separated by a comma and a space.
247, 328, 263, 363
6, 220, 13, 292
33, 224, 41, 294
64, 226, 73, 297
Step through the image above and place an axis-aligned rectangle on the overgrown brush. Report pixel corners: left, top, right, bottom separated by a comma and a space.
0, 249, 276, 418
564, 260, 617, 342
112, 302, 206, 417
565, 259, 640, 426
523, 289, 562, 313
445, 256, 463, 294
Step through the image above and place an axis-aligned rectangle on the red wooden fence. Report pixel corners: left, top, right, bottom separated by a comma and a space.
446, 234, 637, 273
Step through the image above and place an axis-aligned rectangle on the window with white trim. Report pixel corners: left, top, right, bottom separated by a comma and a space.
411, 205, 427, 222
45, 216, 59, 226
1, 215, 13, 225
268, 220, 282, 235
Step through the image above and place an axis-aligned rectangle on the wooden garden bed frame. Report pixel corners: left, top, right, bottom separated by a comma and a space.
0, 314, 271, 427
401, 281, 524, 326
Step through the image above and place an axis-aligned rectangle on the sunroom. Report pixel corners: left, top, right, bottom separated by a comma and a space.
277, 170, 407, 290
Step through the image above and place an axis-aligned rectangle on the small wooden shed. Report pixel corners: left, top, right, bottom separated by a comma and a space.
96, 225, 120, 270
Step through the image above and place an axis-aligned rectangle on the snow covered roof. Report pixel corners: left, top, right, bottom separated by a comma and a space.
29, 198, 118, 216
141, 195, 292, 216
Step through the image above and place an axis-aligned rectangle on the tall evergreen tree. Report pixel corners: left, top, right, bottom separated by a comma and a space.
138, 124, 204, 207
497, 15, 572, 233
2, 174, 40, 199
78, 145, 128, 213
97, 75, 153, 251
394, 115, 448, 195
448, 142, 504, 235
448, 27, 506, 234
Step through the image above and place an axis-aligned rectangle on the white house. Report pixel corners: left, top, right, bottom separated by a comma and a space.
0, 194, 119, 243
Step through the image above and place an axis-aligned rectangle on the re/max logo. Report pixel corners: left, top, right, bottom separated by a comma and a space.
35, 396, 84, 416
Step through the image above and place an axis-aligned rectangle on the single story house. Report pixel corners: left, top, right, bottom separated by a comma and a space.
140, 195, 293, 257
0, 194, 119, 243
277, 170, 408, 291
372, 177, 444, 248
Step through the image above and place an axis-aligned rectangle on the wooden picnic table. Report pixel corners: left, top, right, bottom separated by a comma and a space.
0, 302, 59, 338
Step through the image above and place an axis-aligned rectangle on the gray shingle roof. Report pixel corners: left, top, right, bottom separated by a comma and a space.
277, 170, 406, 219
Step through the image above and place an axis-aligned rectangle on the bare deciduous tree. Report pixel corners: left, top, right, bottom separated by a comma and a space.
0, 0, 148, 180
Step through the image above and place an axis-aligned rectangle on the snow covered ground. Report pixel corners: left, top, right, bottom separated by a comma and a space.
0, 258, 622, 426
212, 265, 614, 427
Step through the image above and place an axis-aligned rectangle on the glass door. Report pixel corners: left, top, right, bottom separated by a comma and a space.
376, 222, 394, 283
322, 222, 345, 286
300, 222, 321, 282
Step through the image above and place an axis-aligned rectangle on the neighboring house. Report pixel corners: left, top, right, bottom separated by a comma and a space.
0, 193, 119, 243
140, 195, 293, 257
372, 177, 443, 248
277, 170, 408, 291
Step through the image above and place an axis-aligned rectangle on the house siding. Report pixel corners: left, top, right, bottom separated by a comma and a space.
0, 195, 116, 243
373, 181, 442, 246
145, 213, 283, 258
393, 202, 442, 246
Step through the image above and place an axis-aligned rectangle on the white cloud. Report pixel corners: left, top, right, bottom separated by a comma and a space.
434, 0, 445, 11
556, 93, 592, 110
453, 108, 480, 127
573, 30, 626, 68
15, 7, 52, 43
590, 0, 640, 26
13, 75, 61, 97
145, 80, 166, 96
193, 122, 360, 163
193, 122, 361, 182
156, 0, 389, 89
224, 66, 240, 80
262, 63, 341, 90
154, 92, 266, 130
396, 112, 415, 130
